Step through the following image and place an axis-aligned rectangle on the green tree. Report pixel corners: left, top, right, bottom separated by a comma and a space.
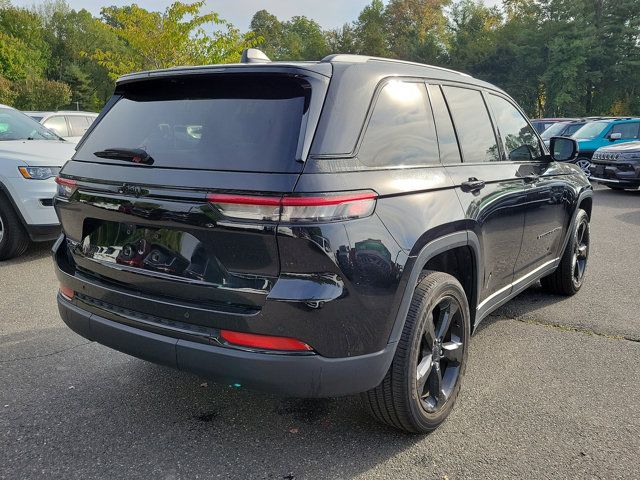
249, 10, 283, 59
384, 0, 451, 62
354, 0, 389, 56
90, 1, 256, 78
12, 76, 71, 110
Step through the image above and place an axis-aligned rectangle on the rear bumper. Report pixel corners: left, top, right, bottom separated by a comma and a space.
58, 296, 395, 397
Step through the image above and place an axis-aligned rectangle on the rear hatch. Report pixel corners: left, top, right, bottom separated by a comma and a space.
55, 68, 329, 318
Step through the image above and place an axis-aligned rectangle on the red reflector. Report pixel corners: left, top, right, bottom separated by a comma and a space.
281, 192, 377, 206
59, 285, 74, 300
220, 330, 313, 352
55, 177, 77, 188
206, 193, 281, 206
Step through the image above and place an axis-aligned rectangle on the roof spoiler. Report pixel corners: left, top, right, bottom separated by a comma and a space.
241, 48, 271, 64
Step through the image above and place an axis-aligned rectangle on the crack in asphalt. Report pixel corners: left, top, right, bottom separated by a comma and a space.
491, 314, 640, 343
0, 341, 92, 364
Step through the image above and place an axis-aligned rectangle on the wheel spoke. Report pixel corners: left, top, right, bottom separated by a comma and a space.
428, 363, 446, 406
423, 311, 437, 346
442, 340, 463, 364
435, 299, 457, 339
577, 244, 587, 259
416, 354, 433, 394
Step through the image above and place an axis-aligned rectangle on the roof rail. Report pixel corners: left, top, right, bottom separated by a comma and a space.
320, 54, 472, 78
241, 48, 271, 64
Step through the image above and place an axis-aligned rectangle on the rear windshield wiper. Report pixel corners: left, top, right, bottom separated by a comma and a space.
94, 148, 154, 165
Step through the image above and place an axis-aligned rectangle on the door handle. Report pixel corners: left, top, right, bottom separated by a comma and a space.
524, 174, 540, 184
461, 177, 486, 193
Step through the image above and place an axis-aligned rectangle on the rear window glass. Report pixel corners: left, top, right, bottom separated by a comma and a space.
76, 75, 310, 172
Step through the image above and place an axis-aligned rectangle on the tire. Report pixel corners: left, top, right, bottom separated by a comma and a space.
362, 271, 470, 433
0, 193, 30, 261
541, 209, 590, 296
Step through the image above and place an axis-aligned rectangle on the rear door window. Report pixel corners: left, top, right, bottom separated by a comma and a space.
358, 80, 439, 168
43, 116, 69, 137
68, 116, 90, 137
442, 86, 500, 163
610, 122, 640, 139
487, 94, 543, 162
75, 75, 310, 173
427, 84, 461, 164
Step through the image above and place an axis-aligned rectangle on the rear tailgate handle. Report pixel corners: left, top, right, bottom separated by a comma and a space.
461, 178, 486, 193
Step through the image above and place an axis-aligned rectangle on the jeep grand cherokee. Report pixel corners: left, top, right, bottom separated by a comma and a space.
53, 50, 593, 433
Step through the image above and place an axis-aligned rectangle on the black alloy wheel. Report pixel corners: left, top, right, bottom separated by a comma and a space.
416, 296, 464, 413
363, 271, 470, 433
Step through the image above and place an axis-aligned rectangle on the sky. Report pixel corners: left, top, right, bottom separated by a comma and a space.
10, 0, 501, 31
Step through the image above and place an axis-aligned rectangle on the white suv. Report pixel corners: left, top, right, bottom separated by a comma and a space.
24, 111, 98, 143
0, 105, 76, 260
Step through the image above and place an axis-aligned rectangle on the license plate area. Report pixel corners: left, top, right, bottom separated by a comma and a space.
79, 221, 226, 284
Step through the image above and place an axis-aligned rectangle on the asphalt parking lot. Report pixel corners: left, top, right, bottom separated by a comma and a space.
1, 185, 639, 479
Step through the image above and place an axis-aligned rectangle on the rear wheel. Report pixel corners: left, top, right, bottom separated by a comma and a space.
0, 195, 30, 261
541, 209, 589, 295
362, 271, 470, 433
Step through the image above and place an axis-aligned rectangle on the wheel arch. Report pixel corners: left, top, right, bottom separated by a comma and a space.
387, 230, 482, 345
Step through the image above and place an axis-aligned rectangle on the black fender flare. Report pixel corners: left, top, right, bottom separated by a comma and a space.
387, 230, 482, 345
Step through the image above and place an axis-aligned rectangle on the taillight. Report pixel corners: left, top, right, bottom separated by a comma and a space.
220, 330, 313, 352
55, 177, 77, 198
206, 191, 377, 223
206, 193, 282, 221
59, 285, 74, 300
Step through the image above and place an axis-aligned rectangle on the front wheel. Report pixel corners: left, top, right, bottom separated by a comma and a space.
362, 271, 470, 433
0, 195, 30, 261
541, 209, 590, 295
575, 157, 592, 177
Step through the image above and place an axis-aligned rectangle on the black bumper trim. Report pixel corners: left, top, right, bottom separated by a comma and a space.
26, 223, 61, 242
58, 296, 396, 397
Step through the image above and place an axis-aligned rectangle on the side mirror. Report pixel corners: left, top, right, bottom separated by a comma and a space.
609, 132, 622, 141
549, 136, 578, 162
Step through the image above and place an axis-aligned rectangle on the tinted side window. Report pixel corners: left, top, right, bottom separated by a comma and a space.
611, 122, 640, 139
43, 116, 69, 137
68, 116, 90, 136
487, 94, 542, 161
427, 84, 461, 164
442, 86, 499, 163
359, 81, 439, 168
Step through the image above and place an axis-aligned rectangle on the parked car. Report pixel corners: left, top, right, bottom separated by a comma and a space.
530, 117, 575, 134
589, 141, 640, 190
53, 50, 593, 433
0, 105, 76, 260
538, 118, 613, 146
570, 117, 640, 177
24, 111, 98, 143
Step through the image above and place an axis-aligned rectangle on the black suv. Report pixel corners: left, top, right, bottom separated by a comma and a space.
53, 51, 593, 433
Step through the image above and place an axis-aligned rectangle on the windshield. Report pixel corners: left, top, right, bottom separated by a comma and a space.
76, 74, 310, 173
572, 122, 608, 139
541, 122, 570, 140
0, 108, 61, 141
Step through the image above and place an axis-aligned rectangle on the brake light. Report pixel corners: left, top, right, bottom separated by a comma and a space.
55, 177, 77, 198
59, 285, 74, 300
220, 330, 313, 351
206, 191, 377, 223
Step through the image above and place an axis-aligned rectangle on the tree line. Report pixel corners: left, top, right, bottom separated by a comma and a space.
1, 0, 638, 117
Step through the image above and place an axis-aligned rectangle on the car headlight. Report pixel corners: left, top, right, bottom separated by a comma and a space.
18, 166, 61, 180
620, 152, 640, 161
